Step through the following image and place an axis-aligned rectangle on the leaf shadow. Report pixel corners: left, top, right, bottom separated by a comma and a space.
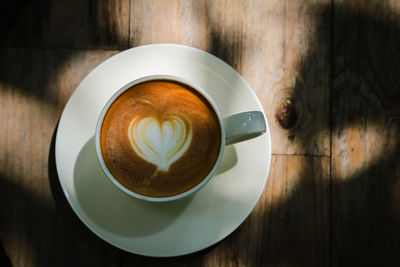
243, 2, 400, 266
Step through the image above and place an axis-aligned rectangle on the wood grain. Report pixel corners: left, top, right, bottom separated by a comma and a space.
331, 1, 400, 266
0, 48, 120, 267
2, 0, 130, 49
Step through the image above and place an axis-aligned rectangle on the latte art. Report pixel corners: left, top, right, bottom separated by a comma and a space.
128, 116, 193, 171
100, 80, 221, 197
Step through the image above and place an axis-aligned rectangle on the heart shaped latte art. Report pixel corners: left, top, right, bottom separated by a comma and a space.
127, 116, 193, 171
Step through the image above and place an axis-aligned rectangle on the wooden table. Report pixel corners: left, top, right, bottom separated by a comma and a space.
1, 1, 399, 266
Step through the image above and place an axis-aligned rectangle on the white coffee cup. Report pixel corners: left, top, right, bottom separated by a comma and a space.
95, 75, 266, 202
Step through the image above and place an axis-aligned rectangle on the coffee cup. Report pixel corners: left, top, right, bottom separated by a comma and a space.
95, 75, 266, 202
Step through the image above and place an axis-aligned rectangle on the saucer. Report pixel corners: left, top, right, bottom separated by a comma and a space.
55, 44, 271, 257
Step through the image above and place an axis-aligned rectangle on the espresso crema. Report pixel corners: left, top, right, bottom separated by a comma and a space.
100, 80, 221, 197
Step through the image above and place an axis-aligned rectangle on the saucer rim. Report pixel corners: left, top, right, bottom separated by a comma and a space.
55, 43, 272, 257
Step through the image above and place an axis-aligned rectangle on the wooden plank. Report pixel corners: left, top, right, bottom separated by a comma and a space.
332, 1, 400, 266
0, 48, 120, 267
119, 155, 330, 266
2, 0, 130, 49
130, 0, 331, 155
130, 0, 208, 49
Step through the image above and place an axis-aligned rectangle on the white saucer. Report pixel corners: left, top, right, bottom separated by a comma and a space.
55, 44, 271, 257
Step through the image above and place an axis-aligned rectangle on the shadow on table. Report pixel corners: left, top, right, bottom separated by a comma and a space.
238, 2, 400, 267
0, 0, 126, 49
1, 1, 400, 267
0, 0, 126, 110
0, 1, 127, 266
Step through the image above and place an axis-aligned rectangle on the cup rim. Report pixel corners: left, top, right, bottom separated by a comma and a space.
95, 74, 226, 202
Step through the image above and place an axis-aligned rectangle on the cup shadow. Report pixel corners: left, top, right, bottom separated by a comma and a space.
73, 137, 192, 238
215, 144, 238, 175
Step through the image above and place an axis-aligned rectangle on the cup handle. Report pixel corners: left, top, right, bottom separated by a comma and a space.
224, 111, 266, 145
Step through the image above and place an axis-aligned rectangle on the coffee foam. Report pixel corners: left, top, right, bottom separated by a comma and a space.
100, 80, 221, 197
127, 115, 193, 171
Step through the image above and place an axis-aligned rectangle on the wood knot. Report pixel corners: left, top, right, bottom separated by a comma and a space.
275, 99, 298, 129
268, 86, 305, 134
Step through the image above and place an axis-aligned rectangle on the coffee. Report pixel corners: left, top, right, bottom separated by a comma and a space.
100, 80, 221, 197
